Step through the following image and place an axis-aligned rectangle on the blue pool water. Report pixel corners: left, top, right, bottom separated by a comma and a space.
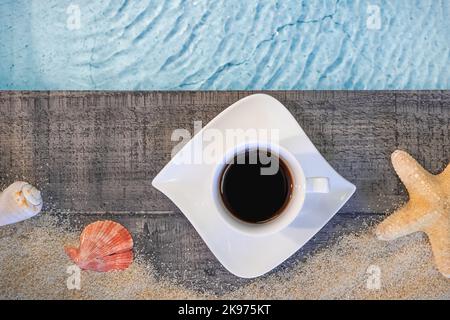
0, 0, 449, 90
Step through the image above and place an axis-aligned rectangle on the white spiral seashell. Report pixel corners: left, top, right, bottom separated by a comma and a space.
0, 181, 43, 227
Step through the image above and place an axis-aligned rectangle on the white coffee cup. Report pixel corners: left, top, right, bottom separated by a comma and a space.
212, 142, 329, 236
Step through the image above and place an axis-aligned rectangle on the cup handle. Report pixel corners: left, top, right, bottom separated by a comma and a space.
306, 177, 330, 193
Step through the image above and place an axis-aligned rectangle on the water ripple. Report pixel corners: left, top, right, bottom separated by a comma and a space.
159, 1, 216, 72
0, 0, 448, 89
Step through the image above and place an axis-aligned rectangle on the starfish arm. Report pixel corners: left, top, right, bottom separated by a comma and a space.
437, 163, 450, 187
425, 217, 450, 278
376, 202, 427, 240
391, 150, 436, 199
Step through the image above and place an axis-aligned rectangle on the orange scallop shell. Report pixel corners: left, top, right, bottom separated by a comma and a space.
65, 220, 133, 272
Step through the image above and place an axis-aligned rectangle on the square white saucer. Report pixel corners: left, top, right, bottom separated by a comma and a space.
152, 94, 356, 278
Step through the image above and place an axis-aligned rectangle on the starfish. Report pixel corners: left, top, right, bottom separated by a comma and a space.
376, 150, 450, 278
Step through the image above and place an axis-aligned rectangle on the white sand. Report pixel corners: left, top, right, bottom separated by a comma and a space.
0, 214, 448, 299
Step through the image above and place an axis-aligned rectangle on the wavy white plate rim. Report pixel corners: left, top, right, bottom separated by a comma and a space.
152, 93, 356, 278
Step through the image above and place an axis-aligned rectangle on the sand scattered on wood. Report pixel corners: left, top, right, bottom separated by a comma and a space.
0, 214, 448, 299
225, 232, 449, 299
0, 215, 207, 299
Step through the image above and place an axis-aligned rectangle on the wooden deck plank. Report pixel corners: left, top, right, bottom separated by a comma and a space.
0, 91, 448, 214
1, 90, 448, 292
61, 211, 382, 293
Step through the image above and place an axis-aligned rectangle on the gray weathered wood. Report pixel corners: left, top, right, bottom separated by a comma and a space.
60, 212, 382, 293
1, 91, 448, 214
0, 91, 448, 292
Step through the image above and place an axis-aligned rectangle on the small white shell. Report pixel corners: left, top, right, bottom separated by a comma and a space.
0, 181, 43, 227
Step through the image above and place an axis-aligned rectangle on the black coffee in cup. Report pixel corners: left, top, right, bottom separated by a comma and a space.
219, 148, 293, 224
